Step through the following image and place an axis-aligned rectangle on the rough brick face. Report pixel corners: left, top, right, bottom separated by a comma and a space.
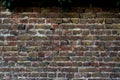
0, 3, 120, 80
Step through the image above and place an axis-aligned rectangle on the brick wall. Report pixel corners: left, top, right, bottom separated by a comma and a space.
0, 4, 120, 80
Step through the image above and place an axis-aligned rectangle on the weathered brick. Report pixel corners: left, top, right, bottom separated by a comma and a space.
0, 6, 120, 80
97, 13, 120, 18
42, 13, 62, 18
105, 18, 113, 24
3, 57, 18, 62
6, 36, 17, 41
71, 18, 80, 24
46, 18, 62, 24
3, 46, 18, 51
20, 19, 28, 23
62, 13, 79, 18
40, 73, 47, 77
29, 18, 38, 23
48, 73, 56, 78
58, 73, 66, 77
95, 18, 104, 24
35, 24, 51, 29
66, 73, 74, 78
3, 19, 13, 24
111, 24, 120, 29
61, 68, 78, 72
80, 13, 96, 18
17, 35, 32, 41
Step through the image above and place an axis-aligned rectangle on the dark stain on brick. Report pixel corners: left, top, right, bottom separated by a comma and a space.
18, 24, 26, 30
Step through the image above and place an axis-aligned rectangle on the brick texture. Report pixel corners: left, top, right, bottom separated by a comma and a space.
0, 3, 120, 80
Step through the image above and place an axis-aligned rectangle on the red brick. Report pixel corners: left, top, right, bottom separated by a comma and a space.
29, 18, 38, 23
6, 36, 17, 41
7, 41, 17, 46
20, 19, 28, 23
0, 7, 120, 80
38, 52, 45, 57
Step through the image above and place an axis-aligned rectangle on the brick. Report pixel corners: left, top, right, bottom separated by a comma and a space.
71, 18, 80, 24
54, 57, 70, 61
35, 24, 51, 29
3, 46, 18, 51
41, 7, 61, 13
48, 73, 56, 78
38, 52, 45, 57
114, 57, 120, 62
27, 30, 37, 35
95, 18, 104, 24
7, 41, 17, 46
24, 13, 40, 18
62, 30, 73, 35
38, 18, 45, 23
3, 57, 18, 62
3, 19, 13, 24
40, 73, 47, 77
27, 25, 34, 30
20, 19, 28, 23
17, 35, 32, 41
0, 24, 12, 29
0, 13, 11, 18
112, 18, 120, 23
97, 13, 120, 18
58, 73, 66, 77
32, 7, 41, 12
29, 18, 38, 23
105, 18, 113, 24
61, 68, 78, 72
0, 19, 2, 23
87, 19, 95, 24
6, 36, 17, 41
92, 72, 104, 77
62, 18, 73, 23
80, 13, 96, 18
62, 24, 75, 29
46, 18, 62, 24
57, 62, 73, 66
42, 13, 62, 18
79, 19, 87, 24
0, 36, 5, 41
41, 67, 57, 72
106, 24, 120, 29
66, 73, 74, 78
71, 7, 85, 13
62, 13, 79, 18
73, 30, 82, 35
10, 30, 19, 36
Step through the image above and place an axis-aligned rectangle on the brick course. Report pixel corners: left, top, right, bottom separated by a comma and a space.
0, 4, 120, 80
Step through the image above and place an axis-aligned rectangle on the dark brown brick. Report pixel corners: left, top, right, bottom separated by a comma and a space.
62, 13, 79, 18
61, 68, 78, 72
0, 19, 2, 23
4, 57, 18, 62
